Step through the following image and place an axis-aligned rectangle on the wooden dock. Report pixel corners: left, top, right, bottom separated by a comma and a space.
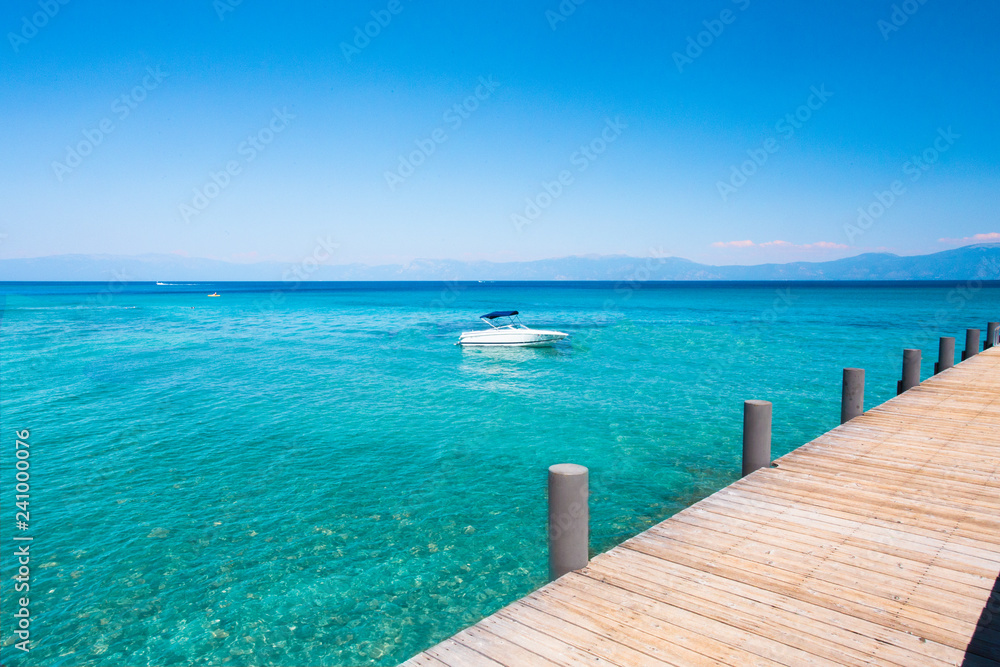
403, 346, 1000, 666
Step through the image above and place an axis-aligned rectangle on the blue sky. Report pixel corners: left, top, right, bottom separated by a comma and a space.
2, 0, 998, 266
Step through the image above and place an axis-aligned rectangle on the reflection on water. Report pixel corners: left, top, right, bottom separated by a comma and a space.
458, 343, 567, 392
459, 343, 565, 360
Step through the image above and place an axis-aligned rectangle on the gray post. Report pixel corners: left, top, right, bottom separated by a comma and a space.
742, 400, 772, 477
987, 322, 999, 350
898, 348, 921, 394
962, 329, 980, 361
935, 337, 955, 374
841, 368, 864, 424
548, 463, 588, 581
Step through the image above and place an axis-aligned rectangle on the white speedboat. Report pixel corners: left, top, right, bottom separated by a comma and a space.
457, 311, 568, 347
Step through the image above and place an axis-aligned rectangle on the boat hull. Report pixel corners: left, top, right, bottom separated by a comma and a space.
457, 328, 568, 347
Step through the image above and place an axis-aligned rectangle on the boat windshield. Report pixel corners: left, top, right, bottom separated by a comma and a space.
481, 314, 526, 329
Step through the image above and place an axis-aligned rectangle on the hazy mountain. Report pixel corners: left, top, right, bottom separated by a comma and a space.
2, 244, 998, 282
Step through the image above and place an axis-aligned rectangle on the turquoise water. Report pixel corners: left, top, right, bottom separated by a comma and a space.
1, 281, 998, 666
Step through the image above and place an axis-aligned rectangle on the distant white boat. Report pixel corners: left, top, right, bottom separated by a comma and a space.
457, 311, 568, 347
156, 282, 166, 285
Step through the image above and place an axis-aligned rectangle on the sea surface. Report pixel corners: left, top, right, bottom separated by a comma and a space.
1, 280, 998, 667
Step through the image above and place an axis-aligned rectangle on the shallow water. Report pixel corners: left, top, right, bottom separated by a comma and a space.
1, 280, 997, 666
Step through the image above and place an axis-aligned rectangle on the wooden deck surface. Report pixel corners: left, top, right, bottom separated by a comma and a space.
402, 346, 1000, 666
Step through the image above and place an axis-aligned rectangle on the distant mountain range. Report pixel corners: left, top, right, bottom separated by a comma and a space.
2, 243, 999, 282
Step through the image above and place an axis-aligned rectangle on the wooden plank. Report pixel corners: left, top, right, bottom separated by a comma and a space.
560, 569, 869, 667
541, 574, 812, 666
426, 638, 506, 667
677, 503, 995, 594
476, 612, 622, 666
776, 446, 1000, 488
670, 507, 993, 601
636, 519, 989, 622
707, 486, 1000, 571
623, 530, 995, 642
696, 493, 1000, 586
588, 548, 964, 666
492, 603, 677, 666
450, 626, 555, 666
398, 652, 450, 667
772, 454, 1000, 510
736, 473, 1000, 547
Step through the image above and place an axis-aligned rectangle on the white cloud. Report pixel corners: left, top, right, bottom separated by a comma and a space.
938, 232, 1000, 244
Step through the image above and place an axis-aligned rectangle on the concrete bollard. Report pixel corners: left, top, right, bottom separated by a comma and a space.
548, 463, 588, 581
935, 337, 955, 374
742, 400, 772, 477
898, 349, 921, 394
962, 329, 980, 361
841, 368, 864, 424
987, 322, 999, 350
